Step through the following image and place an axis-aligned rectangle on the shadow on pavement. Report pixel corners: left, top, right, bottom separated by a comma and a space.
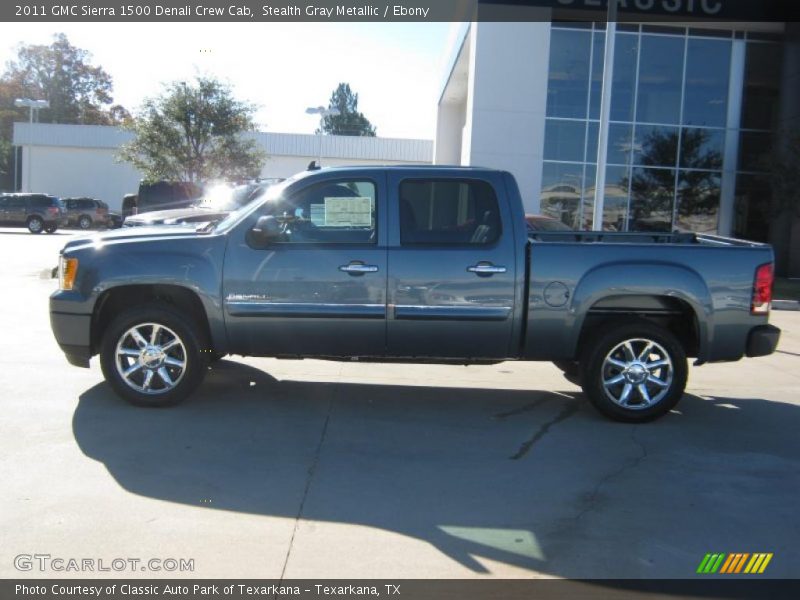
73, 360, 800, 580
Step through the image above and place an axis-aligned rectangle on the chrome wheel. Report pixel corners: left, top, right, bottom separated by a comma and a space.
601, 338, 673, 410
114, 323, 187, 395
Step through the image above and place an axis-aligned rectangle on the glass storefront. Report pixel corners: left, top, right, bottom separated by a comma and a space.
541, 23, 783, 236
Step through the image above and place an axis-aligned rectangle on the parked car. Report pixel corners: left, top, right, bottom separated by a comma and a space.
525, 214, 572, 232
0, 193, 66, 233
123, 180, 281, 228
50, 166, 780, 422
64, 197, 110, 230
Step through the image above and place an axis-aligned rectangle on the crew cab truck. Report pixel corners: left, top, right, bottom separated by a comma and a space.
50, 166, 781, 422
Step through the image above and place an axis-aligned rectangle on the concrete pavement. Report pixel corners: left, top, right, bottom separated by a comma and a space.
1, 229, 798, 580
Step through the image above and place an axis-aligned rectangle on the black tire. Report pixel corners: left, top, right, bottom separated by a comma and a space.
580, 320, 687, 423
44, 225, 57, 234
78, 215, 93, 229
27, 216, 44, 234
100, 303, 209, 407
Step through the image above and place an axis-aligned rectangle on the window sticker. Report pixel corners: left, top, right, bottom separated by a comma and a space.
324, 197, 373, 227
309, 203, 326, 226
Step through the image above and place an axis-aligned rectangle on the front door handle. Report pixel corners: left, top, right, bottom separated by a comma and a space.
467, 262, 507, 275
339, 262, 379, 275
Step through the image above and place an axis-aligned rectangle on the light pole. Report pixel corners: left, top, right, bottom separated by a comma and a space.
305, 106, 340, 166
15, 98, 49, 192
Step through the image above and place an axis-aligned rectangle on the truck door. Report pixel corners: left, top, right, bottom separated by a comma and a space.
386, 173, 517, 359
222, 174, 388, 357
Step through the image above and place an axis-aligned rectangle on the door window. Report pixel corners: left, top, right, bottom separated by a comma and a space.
265, 180, 377, 244
399, 179, 501, 245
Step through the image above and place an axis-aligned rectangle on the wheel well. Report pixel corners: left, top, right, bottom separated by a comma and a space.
91, 285, 211, 354
577, 295, 700, 359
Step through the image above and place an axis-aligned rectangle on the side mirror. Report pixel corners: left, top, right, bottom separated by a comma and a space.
248, 215, 282, 247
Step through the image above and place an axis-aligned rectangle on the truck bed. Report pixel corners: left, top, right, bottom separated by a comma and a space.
528, 231, 769, 248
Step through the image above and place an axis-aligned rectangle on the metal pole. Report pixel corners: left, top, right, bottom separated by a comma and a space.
592, 1, 618, 231
27, 106, 33, 192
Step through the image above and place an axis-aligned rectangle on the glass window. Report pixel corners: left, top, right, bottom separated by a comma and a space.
540, 163, 583, 229
636, 35, 685, 125
544, 119, 586, 162
741, 42, 783, 130
399, 179, 501, 245
267, 180, 376, 244
676, 171, 721, 233
546, 29, 592, 119
606, 123, 635, 165
601, 166, 631, 232
680, 128, 724, 170
634, 125, 680, 167
610, 33, 639, 122
588, 33, 606, 120
581, 164, 596, 230
629, 167, 676, 232
683, 39, 731, 127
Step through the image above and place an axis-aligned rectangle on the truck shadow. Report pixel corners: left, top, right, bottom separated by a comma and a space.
72, 360, 800, 580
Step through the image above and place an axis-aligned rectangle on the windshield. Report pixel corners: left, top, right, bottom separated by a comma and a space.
212, 176, 299, 233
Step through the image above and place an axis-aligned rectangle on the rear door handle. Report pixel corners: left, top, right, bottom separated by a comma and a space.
467, 263, 507, 275
339, 262, 379, 275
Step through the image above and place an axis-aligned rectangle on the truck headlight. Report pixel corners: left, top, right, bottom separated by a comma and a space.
59, 256, 79, 291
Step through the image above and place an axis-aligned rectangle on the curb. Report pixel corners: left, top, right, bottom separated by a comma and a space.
773, 299, 800, 311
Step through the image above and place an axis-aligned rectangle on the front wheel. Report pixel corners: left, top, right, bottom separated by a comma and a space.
27, 216, 44, 234
78, 215, 93, 229
580, 320, 687, 422
44, 225, 57, 234
100, 304, 209, 407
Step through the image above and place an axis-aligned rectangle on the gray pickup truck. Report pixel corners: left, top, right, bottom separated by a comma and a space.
50, 166, 780, 422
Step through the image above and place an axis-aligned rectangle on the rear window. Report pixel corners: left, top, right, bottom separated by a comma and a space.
399, 179, 501, 245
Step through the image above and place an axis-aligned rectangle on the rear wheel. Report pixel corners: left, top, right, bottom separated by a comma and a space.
580, 320, 687, 422
27, 216, 44, 234
44, 225, 58, 234
78, 215, 93, 229
100, 303, 208, 407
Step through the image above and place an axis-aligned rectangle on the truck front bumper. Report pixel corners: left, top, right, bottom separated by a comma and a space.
746, 324, 781, 358
50, 308, 92, 368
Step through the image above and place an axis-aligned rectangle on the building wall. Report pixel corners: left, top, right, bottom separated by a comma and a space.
13, 123, 433, 211
462, 21, 551, 213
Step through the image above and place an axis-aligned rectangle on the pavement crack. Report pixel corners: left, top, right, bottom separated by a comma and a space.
572, 426, 648, 522
278, 395, 333, 583
493, 397, 548, 419
509, 399, 579, 459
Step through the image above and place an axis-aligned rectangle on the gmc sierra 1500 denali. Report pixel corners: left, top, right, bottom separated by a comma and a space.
50, 166, 781, 422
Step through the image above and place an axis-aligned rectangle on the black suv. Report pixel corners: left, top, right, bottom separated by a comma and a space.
0, 193, 67, 234
64, 197, 110, 230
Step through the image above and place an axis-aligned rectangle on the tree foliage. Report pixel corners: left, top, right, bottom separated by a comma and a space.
318, 83, 376, 137
118, 77, 266, 184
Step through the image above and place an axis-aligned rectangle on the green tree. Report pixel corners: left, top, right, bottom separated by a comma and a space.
118, 77, 266, 184
0, 33, 128, 187
318, 83, 376, 137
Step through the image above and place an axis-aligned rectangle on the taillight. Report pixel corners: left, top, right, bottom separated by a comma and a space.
751, 263, 774, 315
47, 206, 58, 215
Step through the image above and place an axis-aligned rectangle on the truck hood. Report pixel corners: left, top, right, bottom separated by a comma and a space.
61, 224, 213, 253
124, 207, 228, 226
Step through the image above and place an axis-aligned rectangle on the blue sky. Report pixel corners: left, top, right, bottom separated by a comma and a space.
0, 22, 457, 139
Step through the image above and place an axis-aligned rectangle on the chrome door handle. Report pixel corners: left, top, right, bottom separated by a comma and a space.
467, 263, 507, 275
339, 263, 379, 274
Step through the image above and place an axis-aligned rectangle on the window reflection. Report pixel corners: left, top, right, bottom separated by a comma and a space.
610, 33, 638, 122
544, 119, 586, 162
634, 125, 679, 167
680, 128, 724, 170
683, 39, 731, 127
629, 167, 676, 232
676, 171, 721, 233
602, 166, 631, 231
636, 35, 685, 125
540, 162, 583, 228
546, 29, 592, 119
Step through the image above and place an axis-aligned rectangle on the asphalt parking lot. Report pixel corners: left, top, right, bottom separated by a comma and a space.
1, 228, 798, 580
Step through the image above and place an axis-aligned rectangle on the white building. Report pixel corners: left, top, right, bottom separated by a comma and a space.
11, 122, 432, 210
